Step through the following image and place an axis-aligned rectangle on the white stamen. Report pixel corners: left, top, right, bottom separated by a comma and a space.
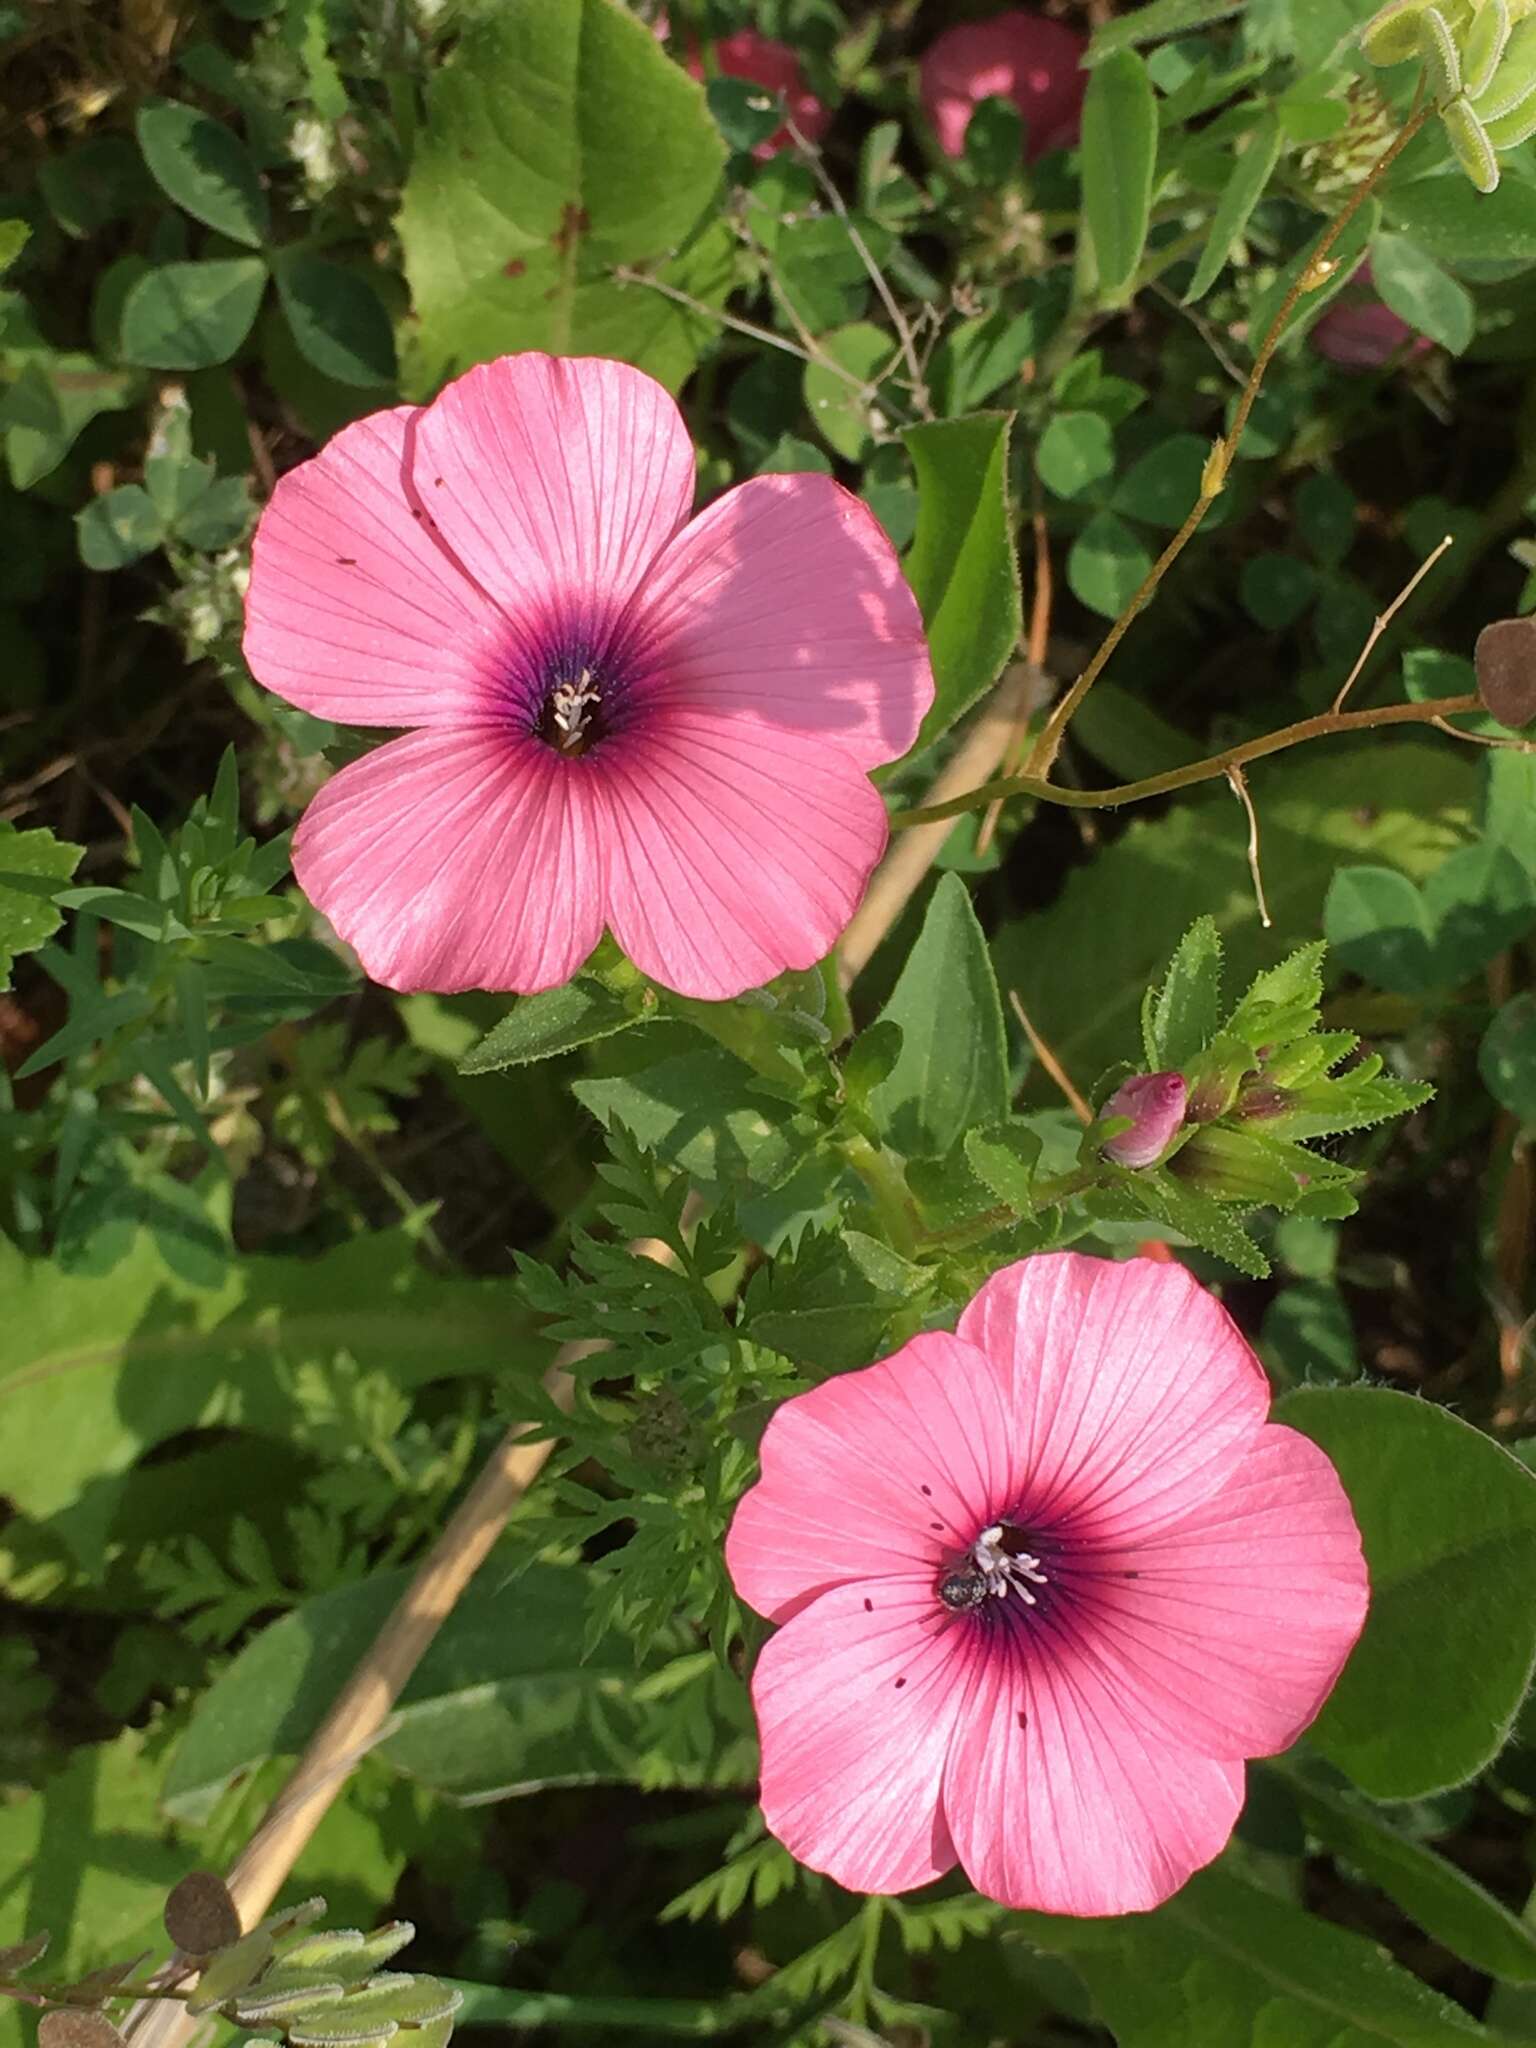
971, 1523, 1049, 1607
549, 667, 601, 742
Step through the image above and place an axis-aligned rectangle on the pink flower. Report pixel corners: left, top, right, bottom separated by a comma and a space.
243, 353, 931, 1000
920, 9, 1088, 163
1101, 1070, 1188, 1168
1310, 263, 1433, 370
726, 1252, 1367, 1915
689, 29, 832, 160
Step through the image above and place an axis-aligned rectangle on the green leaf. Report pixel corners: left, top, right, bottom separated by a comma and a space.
0, 1220, 540, 1569
1371, 229, 1476, 351
0, 825, 84, 991
1020, 1863, 1519, 2046
994, 741, 1476, 1091
865, 875, 1009, 1158
1080, 51, 1158, 301
928, 305, 1038, 414
0, 219, 29, 276
119, 258, 268, 370
573, 1032, 801, 1192
1386, 169, 1536, 271
802, 321, 893, 462
1068, 507, 1153, 617
272, 253, 397, 389
901, 413, 1021, 748
1240, 550, 1318, 630
1036, 410, 1115, 498
1111, 432, 1209, 529
1089, 0, 1243, 58
1185, 109, 1282, 302
162, 1562, 751, 1820
1287, 1769, 1536, 1981
0, 358, 136, 491
174, 473, 253, 550
1481, 992, 1536, 1123
74, 484, 164, 570
1278, 1384, 1536, 1798
1144, 914, 1222, 1067
397, 0, 726, 394
135, 98, 269, 247
459, 979, 647, 1073
1324, 865, 1437, 993
963, 1120, 1043, 1211
742, 1229, 928, 1371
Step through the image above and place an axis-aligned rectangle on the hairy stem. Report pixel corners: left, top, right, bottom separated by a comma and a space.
891, 691, 1483, 830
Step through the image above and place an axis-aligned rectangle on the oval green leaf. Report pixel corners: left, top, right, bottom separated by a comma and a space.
119, 258, 268, 371
272, 253, 397, 389
135, 98, 269, 248
1277, 1384, 1536, 1798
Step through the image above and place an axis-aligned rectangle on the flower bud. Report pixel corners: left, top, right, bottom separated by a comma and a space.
1100, 1072, 1188, 1169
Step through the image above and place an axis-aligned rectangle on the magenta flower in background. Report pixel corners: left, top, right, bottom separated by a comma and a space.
243, 353, 932, 1000
726, 1252, 1368, 1915
920, 8, 1088, 162
1100, 1070, 1188, 1168
1311, 262, 1433, 370
688, 28, 832, 158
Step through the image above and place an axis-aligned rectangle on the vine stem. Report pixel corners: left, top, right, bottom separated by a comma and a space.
891, 690, 1485, 829
1023, 102, 1432, 786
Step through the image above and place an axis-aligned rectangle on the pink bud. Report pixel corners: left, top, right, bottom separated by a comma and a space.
683, 27, 831, 160
1310, 263, 1433, 370
1101, 1072, 1188, 1169
919, 9, 1088, 163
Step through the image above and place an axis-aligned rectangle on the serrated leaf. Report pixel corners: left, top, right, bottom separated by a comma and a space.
1144, 916, 1222, 1067
0, 826, 85, 991
460, 979, 646, 1072
963, 1120, 1043, 1211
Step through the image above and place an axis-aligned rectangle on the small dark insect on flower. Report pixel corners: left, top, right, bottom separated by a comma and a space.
938, 1566, 989, 1612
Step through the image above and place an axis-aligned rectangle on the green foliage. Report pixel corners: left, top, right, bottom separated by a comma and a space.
1280, 1386, 1536, 1798
396, 0, 727, 394
901, 414, 1022, 747
9, 2, 1536, 2038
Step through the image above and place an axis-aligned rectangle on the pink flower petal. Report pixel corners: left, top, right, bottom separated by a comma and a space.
410, 353, 697, 642
1077, 1423, 1369, 1759
727, 1331, 1017, 1624
752, 1578, 965, 1893
941, 1623, 1245, 1914
957, 1253, 1270, 1544
244, 406, 510, 727
627, 474, 933, 771
293, 727, 604, 993
595, 708, 890, 1000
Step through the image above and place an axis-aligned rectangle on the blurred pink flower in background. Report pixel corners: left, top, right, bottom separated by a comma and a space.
244, 353, 931, 1000
1310, 263, 1433, 369
727, 1251, 1368, 1914
920, 8, 1087, 161
682, 26, 831, 158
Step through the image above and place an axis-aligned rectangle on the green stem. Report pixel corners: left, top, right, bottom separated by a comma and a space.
842, 1133, 919, 1254
891, 691, 1485, 830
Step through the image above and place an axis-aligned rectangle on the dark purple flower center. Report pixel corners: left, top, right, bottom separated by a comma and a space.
535, 664, 609, 756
